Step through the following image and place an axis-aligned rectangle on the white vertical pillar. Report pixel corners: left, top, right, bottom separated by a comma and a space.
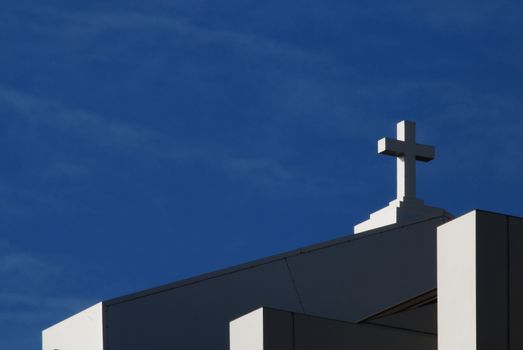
230, 308, 264, 350
42, 302, 104, 350
396, 120, 416, 200
438, 210, 511, 350
437, 211, 477, 350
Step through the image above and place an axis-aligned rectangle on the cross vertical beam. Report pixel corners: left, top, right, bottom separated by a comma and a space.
397, 121, 416, 200
378, 120, 435, 202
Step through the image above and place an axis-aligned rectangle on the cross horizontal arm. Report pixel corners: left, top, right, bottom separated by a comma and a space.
378, 137, 435, 162
414, 144, 435, 162
378, 138, 404, 156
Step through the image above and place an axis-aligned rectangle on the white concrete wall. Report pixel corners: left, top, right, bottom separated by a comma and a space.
437, 211, 476, 350
438, 210, 523, 350
42, 302, 104, 350
230, 308, 264, 350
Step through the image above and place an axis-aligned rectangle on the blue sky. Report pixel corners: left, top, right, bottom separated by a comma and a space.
1, 1, 523, 348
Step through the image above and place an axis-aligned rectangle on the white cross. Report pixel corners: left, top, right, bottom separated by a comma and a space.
378, 120, 435, 201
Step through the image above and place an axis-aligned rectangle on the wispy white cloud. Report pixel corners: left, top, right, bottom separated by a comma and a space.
221, 157, 293, 187
0, 240, 59, 289
79, 12, 322, 62
0, 251, 59, 282
0, 292, 92, 320
273, 74, 523, 188
5, 78, 517, 199
7, 6, 329, 69
2, 4, 521, 201
0, 176, 64, 217
0, 86, 300, 192
5, 77, 520, 203
0, 87, 170, 154
0, 241, 95, 332
43, 162, 90, 182
362, 0, 521, 33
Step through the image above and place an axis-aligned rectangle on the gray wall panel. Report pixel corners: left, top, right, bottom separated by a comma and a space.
105, 260, 302, 350
104, 217, 448, 350
287, 219, 444, 321
367, 303, 437, 334
234, 308, 437, 350
475, 212, 508, 350
263, 308, 293, 350
293, 312, 436, 350
509, 216, 523, 350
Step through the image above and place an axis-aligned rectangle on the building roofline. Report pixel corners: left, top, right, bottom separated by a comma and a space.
104, 214, 452, 307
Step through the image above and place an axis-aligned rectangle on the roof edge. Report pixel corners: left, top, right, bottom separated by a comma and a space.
104, 214, 451, 307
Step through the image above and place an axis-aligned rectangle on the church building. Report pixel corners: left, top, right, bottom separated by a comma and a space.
42, 120, 523, 350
